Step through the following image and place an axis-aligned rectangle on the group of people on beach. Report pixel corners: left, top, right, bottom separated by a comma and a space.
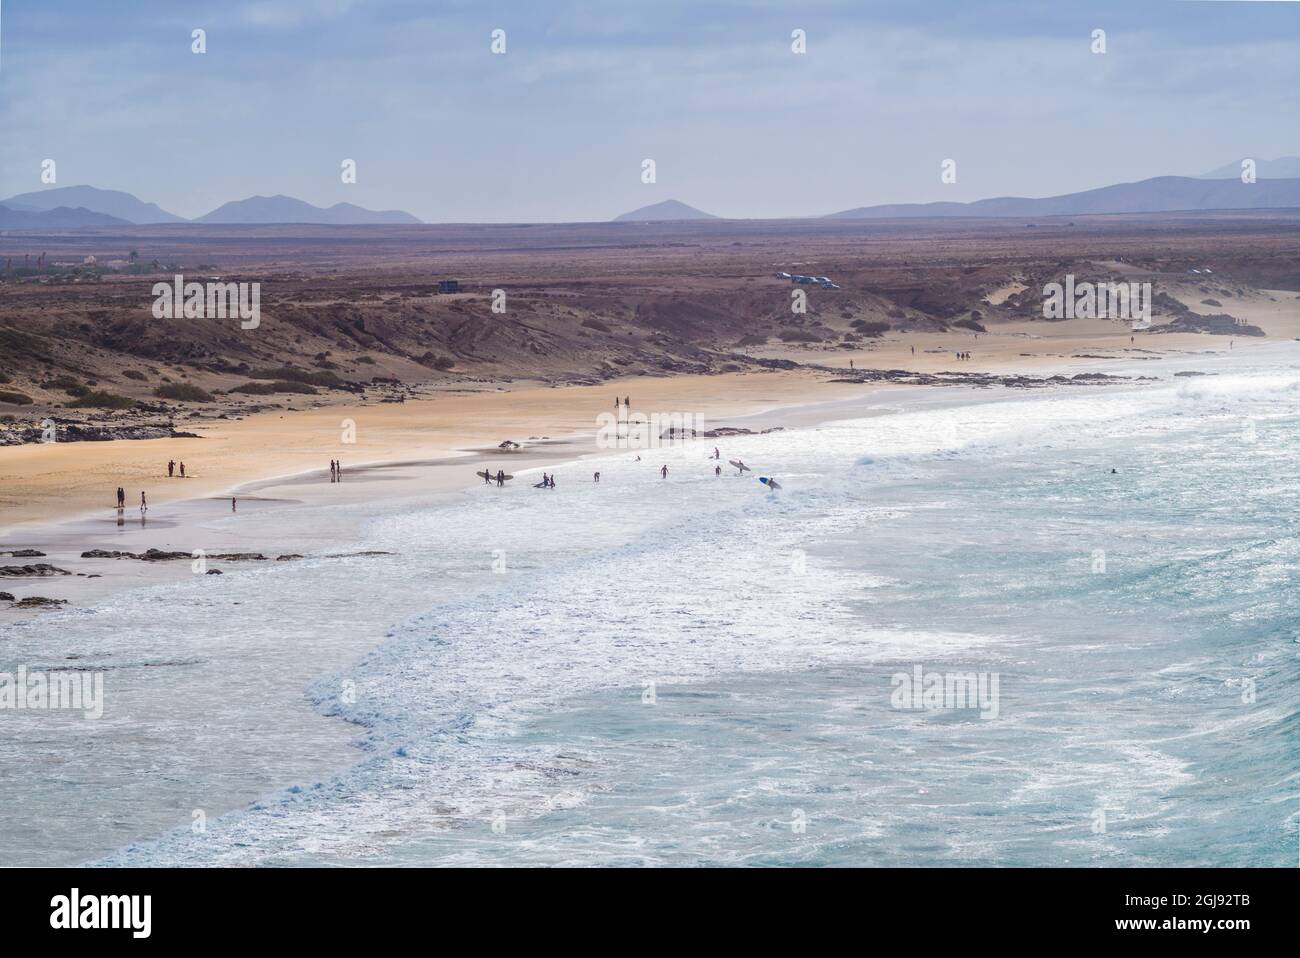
329, 460, 343, 482
166, 459, 187, 478
955, 351, 973, 361
513, 448, 763, 490
115, 488, 146, 511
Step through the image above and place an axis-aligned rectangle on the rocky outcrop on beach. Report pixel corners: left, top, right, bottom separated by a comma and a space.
702, 426, 786, 438
0, 563, 72, 577
0, 591, 65, 608
0, 422, 202, 446
0, 549, 45, 557
79, 548, 280, 562
1150, 293, 1264, 336
14, 596, 67, 608
826, 368, 1148, 389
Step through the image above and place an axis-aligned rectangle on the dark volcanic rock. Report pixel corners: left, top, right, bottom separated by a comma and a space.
0, 592, 13, 602
0, 549, 45, 558
14, 596, 67, 608
0, 563, 72, 577
81, 548, 269, 561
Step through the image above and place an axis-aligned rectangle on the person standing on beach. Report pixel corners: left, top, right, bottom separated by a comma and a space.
497, 469, 505, 487
715, 464, 721, 477
232, 497, 237, 512
167, 460, 175, 478
116, 487, 125, 508
140, 491, 147, 512
179, 462, 186, 478
336, 461, 342, 480
661, 464, 668, 479
593, 471, 600, 483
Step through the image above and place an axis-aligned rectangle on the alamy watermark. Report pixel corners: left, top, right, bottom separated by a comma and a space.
890, 665, 999, 719
152, 274, 260, 329
596, 407, 704, 450
0, 667, 104, 719
1043, 275, 1151, 325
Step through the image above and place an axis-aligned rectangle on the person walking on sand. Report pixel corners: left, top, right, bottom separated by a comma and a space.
713, 447, 720, 460
140, 491, 147, 512
167, 460, 174, 478
116, 486, 125, 508
661, 464, 668, 479
179, 462, 186, 478
715, 464, 721, 477
594, 471, 600, 483
232, 497, 237, 512
497, 469, 505, 487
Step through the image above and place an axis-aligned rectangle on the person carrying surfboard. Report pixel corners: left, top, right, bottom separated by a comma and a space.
497, 469, 505, 487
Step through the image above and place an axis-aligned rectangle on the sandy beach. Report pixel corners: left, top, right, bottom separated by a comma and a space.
1, 314, 1281, 623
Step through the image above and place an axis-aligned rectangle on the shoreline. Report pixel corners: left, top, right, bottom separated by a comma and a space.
0, 330, 1279, 620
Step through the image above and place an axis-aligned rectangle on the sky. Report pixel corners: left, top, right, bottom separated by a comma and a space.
0, 0, 1297, 222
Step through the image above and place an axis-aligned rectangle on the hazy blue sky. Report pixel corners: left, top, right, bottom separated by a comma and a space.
0, 0, 1296, 221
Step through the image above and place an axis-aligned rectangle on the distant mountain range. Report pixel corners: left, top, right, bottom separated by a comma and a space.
5, 160, 1300, 230
613, 199, 718, 222
194, 194, 420, 225
1198, 156, 1300, 179
0, 204, 131, 228
0, 185, 423, 227
825, 175, 1300, 220
3, 185, 185, 224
